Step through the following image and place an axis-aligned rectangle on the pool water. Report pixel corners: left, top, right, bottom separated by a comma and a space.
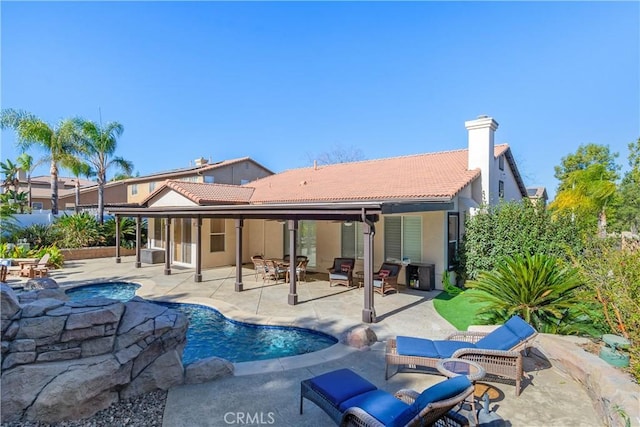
65, 283, 337, 365
66, 282, 140, 301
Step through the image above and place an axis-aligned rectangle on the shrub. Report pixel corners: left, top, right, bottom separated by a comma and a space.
14, 223, 61, 248
459, 199, 583, 281
578, 239, 640, 382
53, 213, 102, 248
466, 253, 601, 335
31, 246, 64, 269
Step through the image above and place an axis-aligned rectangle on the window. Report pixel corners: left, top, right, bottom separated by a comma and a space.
341, 222, 364, 259
32, 202, 43, 210
152, 218, 165, 248
447, 213, 459, 271
499, 180, 505, 198
149, 182, 156, 192
131, 184, 138, 195
499, 155, 505, 171
209, 218, 225, 252
204, 175, 215, 184
283, 220, 317, 267
384, 216, 422, 263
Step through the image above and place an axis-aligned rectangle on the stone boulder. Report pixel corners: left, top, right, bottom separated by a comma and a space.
24, 277, 60, 290
184, 356, 234, 384
341, 326, 377, 350
1, 292, 188, 423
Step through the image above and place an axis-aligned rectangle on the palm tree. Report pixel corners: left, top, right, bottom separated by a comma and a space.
1, 109, 81, 215
0, 159, 20, 195
466, 253, 594, 334
76, 119, 133, 224
64, 159, 95, 213
16, 152, 44, 211
551, 163, 618, 237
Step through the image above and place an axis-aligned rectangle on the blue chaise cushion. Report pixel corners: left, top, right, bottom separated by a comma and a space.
475, 316, 536, 351
410, 375, 472, 414
396, 336, 474, 358
307, 368, 377, 407
339, 390, 414, 427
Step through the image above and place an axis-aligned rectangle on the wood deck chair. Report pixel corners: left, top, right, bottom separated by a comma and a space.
20, 253, 50, 279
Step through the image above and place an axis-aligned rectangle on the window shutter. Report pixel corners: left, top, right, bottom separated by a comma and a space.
384, 217, 402, 261
402, 216, 422, 262
341, 223, 356, 258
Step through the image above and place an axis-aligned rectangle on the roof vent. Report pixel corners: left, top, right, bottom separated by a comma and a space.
300, 180, 307, 186
477, 115, 489, 119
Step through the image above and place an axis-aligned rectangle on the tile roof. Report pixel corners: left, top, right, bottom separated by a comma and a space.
146, 180, 254, 205
247, 145, 511, 204
126, 157, 272, 183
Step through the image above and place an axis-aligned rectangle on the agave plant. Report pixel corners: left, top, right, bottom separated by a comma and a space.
466, 253, 595, 334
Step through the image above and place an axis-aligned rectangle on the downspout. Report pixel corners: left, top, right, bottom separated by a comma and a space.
361, 208, 376, 323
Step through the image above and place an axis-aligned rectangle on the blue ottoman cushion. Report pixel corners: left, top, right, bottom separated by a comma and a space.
308, 368, 377, 407
397, 336, 474, 358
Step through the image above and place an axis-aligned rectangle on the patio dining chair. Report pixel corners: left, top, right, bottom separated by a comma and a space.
251, 256, 266, 281
264, 259, 286, 284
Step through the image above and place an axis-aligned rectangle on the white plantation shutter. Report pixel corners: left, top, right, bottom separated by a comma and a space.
384, 217, 402, 261
403, 216, 422, 262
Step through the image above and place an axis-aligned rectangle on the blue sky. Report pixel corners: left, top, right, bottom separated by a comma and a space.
1, 1, 638, 200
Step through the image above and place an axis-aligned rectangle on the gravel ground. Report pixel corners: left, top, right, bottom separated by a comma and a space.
0, 390, 166, 427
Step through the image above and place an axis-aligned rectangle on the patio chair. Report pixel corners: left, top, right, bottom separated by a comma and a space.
300, 368, 472, 427
0, 265, 7, 283
328, 257, 355, 288
264, 259, 286, 284
251, 256, 266, 281
19, 253, 50, 279
286, 258, 309, 283
373, 262, 402, 296
385, 315, 538, 396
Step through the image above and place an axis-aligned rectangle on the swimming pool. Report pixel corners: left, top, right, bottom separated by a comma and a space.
65, 283, 337, 365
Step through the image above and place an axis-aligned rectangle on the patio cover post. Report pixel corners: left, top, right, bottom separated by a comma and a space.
362, 220, 376, 323
195, 217, 202, 282
235, 219, 243, 292
288, 219, 298, 305
115, 214, 121, 264
135, 215, 141, 268
164, 217, 171, 275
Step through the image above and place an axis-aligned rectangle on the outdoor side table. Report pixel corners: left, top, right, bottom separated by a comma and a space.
436, 358, 485, 424
355, 271, 364, 288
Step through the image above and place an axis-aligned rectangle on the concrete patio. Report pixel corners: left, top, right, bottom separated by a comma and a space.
10, 257, 605, 426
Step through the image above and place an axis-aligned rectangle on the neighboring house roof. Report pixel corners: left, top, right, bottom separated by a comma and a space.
527, 187, 548, 200
125, 157, 273, 183
247, 145, 514, 204
143, 180, 255, 206
29, 176, 96, 188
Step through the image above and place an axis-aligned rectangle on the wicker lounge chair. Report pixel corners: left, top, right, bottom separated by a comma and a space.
328, 257, 355, 287
373, 262, 402, 296
300, 368, 472, 427
385, 316, 538, 396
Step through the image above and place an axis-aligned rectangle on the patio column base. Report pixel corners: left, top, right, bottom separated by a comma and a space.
288, 293, 298, 305
195, 274, 202, 283
235, 282, 243, 292
135, 262, 141, 268
164, 268, 171, 275
362, 308, 376, 324
116, 257, 121, 264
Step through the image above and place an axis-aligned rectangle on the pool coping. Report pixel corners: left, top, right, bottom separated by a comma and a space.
62, 277, 360, 376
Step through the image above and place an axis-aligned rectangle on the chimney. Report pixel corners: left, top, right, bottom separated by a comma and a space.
465, 115, 499, 205
194, 157, 208, 167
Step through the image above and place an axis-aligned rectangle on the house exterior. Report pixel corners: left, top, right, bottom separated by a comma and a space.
108, 115, 529, 323
58, 180, 129, 213
125, 157, 274, 205
15, 174, 95, 211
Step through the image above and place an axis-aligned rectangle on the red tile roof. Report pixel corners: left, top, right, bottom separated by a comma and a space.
247, 145, 511, 204
146, 180, 254, 205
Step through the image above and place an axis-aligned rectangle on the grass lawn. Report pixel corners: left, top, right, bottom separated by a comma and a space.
433, 288, 491, 331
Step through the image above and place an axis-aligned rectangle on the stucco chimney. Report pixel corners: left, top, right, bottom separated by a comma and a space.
194, 157, 208, 167
465, 115, 499, 205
